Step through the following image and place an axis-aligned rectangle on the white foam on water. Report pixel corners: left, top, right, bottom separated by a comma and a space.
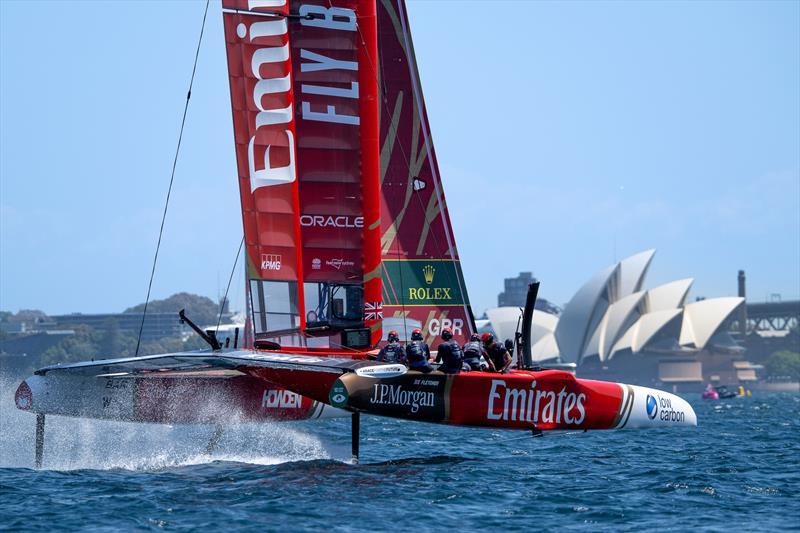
0, 374, 335, 471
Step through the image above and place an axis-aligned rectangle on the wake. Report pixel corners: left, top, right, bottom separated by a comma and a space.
0, 374, 341, 471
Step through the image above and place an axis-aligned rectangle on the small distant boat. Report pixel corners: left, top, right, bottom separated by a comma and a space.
702, 384, 749, 400
714, 385, 739, 399
702, 384, 719, 400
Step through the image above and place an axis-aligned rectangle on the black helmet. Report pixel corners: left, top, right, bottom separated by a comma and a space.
387, 330, 399, 343
470, 333, 480, 342
411, 328, 423, 341
441, 327, 453, 341
504, 339, 514, 352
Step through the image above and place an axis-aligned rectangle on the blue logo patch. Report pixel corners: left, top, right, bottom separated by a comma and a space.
646, 394, 658, 420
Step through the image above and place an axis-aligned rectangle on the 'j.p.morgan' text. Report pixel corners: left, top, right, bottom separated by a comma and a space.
487, 379, 586, 425
370, 384, 434, 414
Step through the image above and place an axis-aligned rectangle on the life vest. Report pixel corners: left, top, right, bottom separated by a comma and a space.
378, 342, 406, 365
437, 340, 463, 372
463, 340, 483, 360
406, 340, 429, 367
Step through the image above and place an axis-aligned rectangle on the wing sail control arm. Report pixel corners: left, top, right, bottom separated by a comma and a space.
179, 308, 222, 351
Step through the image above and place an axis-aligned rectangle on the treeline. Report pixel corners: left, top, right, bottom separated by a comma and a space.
3, 324, 211, 377
0, 292, 228, 376
124, 292, 225, 326
41, 323, 210, 366
764, 350, 800, 381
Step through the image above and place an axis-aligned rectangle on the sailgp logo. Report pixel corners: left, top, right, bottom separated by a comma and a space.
646, 394, 658, 420
329, 380, 349, 408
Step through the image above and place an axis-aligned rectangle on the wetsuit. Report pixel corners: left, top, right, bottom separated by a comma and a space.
405, 340, 432, 373
487, 342, 511, 372
462, 340, 486, 371
377, 342, 407, 365
435, 340, 463, 374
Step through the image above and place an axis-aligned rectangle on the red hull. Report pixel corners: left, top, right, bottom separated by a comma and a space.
241, 358, 626, 431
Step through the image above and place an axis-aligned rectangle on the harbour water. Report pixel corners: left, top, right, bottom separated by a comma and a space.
1, 377, 797, 531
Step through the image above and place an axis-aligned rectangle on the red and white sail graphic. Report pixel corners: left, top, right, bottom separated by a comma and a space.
223, 0, 382, 346
224, 1, 301, 282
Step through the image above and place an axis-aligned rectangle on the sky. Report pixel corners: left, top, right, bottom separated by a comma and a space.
1, 0, 798, 316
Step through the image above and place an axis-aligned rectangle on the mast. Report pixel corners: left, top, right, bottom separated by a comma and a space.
358, 0, 383, 346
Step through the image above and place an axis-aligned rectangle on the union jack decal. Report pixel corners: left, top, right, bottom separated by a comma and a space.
364, 301, 383, 321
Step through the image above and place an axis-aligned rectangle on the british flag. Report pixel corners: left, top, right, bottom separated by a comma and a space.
363, 301, 383, 321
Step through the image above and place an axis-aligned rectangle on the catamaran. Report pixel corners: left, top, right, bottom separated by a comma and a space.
14, 0, 696, 467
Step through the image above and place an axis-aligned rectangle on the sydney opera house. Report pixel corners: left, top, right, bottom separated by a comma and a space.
479, 250, 755, 390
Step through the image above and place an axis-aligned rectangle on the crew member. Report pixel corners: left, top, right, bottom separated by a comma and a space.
377, 330, 406, 365
435, 328, 463, 374
405, 328, 433, 373
504, 338, 515, 355
482, 333, 511, 373
462, 333, 489, 371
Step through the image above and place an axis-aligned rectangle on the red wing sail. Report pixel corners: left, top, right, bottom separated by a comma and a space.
223, 0, 382, 347
376, 0, 475, 345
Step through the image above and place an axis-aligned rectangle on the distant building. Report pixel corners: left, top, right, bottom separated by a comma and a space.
498, 272, 561, 315
484, 250, 755, 390
1, 296, 235, 342
0, 329, 75, 357
48, 312, 188, 341
498, 272, 534, 307
0, 310, 55, 335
